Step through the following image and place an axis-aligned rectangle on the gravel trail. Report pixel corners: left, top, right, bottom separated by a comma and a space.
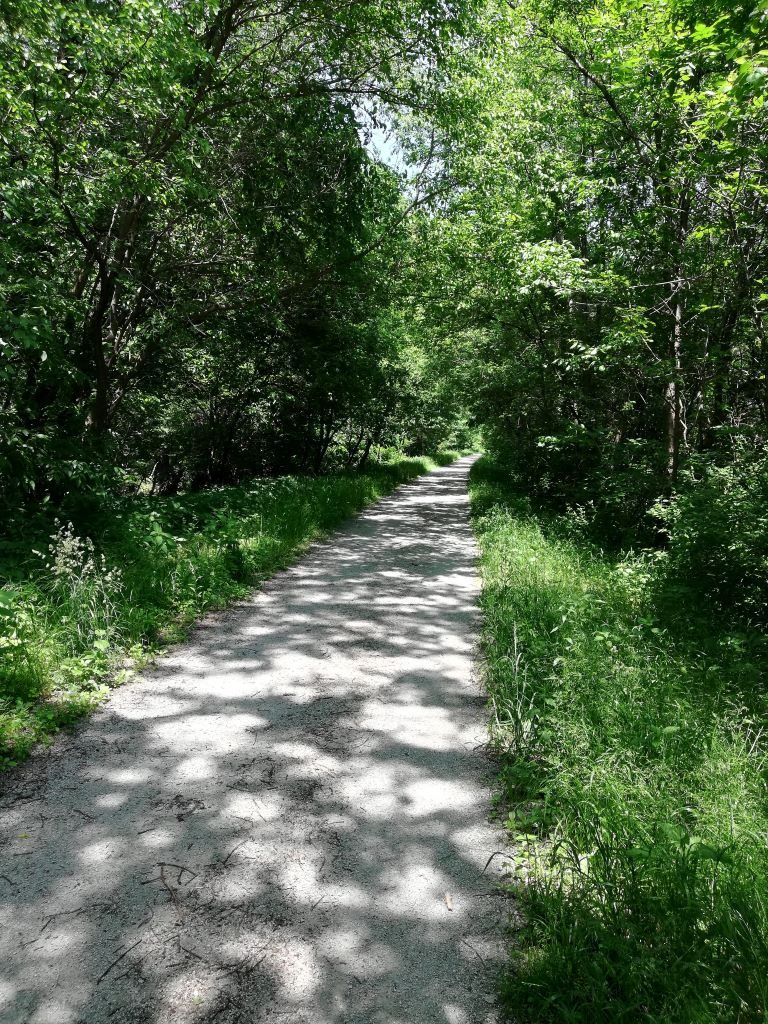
0, 456, 507, 1024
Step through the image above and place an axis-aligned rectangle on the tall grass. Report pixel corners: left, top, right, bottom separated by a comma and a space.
0, 454, 458, 768
470, 459, 768, 1023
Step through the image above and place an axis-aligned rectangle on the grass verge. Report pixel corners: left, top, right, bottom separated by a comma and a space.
0, 453, 459, 769
470, 457, 768, 1024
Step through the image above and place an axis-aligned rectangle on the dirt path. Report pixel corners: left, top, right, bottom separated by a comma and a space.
0, 457, 507, 1024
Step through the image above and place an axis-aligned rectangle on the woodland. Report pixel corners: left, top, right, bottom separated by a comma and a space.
1, 0, 768, 1021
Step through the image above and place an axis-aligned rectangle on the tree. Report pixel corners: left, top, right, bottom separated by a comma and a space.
0, 0, 479, 511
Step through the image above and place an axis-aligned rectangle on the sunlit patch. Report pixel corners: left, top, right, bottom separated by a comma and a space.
360, 703, 461, 752
224, 790, 282, 822
306, 882, 371, 909
266, 938, 321, 1000
376, 864, 455, 920
153, 713, 265, 749
0, 980, 16, 1005
139, 827, 178, 848
403, 778, 477, 816
161, 969, 220, 1020
94, 791, 128, 809
29, 1000, 79, 1024
30, 925, 85, 958
272, 741, 320, 761
321, 926, 361, 959
105, 768, 153, 784
79, 839, 122, 864
405, 493, 467, 506
212, 869, 268, 902
444, 1004, 470, 1024
166, 756, 215, 782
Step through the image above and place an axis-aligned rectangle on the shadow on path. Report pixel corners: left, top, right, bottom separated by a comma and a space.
0, 457, 509, 1024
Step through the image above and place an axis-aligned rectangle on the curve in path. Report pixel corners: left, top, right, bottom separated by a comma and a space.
0, 456, 506, 1024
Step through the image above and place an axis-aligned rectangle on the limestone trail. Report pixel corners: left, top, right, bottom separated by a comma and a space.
0, 457, 507, 1024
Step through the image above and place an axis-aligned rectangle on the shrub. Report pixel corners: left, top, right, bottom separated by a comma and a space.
653, 448, 768, 629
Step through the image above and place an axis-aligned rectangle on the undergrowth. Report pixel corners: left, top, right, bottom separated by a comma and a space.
0, 453, 459, 768
470, 458, 768, 1024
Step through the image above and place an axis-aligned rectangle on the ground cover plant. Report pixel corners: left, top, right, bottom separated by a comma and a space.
0, 453, 459, 769
470, 457, 768, 1023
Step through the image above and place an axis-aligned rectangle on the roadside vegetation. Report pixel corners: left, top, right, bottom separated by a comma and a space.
471, 457, 768, 1023
0, 453, 459, 769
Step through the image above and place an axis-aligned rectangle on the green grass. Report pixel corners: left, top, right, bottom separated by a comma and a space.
0, 453, 459, 769
470, 458, 768, 1024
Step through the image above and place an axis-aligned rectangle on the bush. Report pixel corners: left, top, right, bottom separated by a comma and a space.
653, 448, 768, 629
433, 449, 464, 466
483, 423, 667, 546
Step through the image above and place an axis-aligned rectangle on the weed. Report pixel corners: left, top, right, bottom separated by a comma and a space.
40, 521, 124, 655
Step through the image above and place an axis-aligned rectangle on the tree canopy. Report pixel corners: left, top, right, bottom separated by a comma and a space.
2, 0, 767, 577
0, 0, 478, 512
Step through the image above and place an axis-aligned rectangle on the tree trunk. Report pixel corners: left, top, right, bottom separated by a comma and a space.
665, 282, 684, 482
83, 269, 115, 434
358, 437, 374, 470
664, 187, 691, 484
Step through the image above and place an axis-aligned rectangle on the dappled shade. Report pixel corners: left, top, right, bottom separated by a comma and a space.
0, 458, 508, 1024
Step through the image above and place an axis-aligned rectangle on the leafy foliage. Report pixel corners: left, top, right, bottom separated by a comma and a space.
0, 0, 473, 514
413, 0, 768, 544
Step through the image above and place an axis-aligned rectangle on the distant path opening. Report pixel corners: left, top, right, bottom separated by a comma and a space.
1, 456, 506, 1024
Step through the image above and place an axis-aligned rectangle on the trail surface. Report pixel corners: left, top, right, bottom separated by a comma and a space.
0, 457, 506, 1024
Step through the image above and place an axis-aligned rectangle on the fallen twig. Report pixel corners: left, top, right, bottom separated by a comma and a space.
97, 938, 143, 985
222, 838, 250, 866
482, 851, 509, 874
461, 936, 487, 967
158, 862, 198, 885
41, 907, 85, 933
159, 864, 183, 917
